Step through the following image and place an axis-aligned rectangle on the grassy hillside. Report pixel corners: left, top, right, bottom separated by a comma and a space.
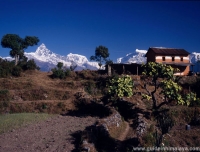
0, 69, 200, 149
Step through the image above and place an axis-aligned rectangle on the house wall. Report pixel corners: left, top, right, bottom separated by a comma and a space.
146, 51, 156, 62
155, 55, 190, 63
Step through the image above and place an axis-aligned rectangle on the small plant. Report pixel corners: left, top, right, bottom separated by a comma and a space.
84, 80, 96, 95
0, 90, 10, 101
157, 111, 175, 135
62, 91, 70, 100
142, 94, 152, 101
185, 92, 200, 107
57, 102, 64, 108
42, 103, 47, 109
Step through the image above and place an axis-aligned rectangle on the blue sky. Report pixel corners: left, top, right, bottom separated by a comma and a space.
0, 0, 200, 62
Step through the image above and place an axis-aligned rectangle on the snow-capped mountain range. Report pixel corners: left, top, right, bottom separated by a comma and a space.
1, 44, 200, 72
9, 43, 100, 71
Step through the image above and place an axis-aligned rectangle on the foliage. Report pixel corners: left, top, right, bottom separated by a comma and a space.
57, 62, 63, 69
84, 80, 96, 95
142, 94, 152, 101
142, 62, 184, 110
0, 90, 10, 101
51, 62, 70, 79
0, 59, 14, 77
185, 92, 200, 107
90, 45, 109, 69
1, 34, 39, 65
51, 68, 66, 79
0, 57, 39, 78
157, 111, 175, 135
142, 62, 174, 80
105, 59, 113, 65
26, 59, 40, 70
108, 75, 134, 99
11, 66, 22, 77
160, 79, 184, 105
70, 61, 77, 71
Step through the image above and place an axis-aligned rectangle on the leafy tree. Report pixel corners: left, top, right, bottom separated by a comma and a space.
1, 34, 39, 65
90, 45, 109, 69
108, 75, 134, 101
142, 62, 186, 110
57, 62, 63, 69
105, 58, 113, 65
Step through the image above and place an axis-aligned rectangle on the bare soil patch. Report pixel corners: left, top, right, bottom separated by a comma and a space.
0, 115, 97, 152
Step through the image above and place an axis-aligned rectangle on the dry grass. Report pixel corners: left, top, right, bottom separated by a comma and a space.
0, 113, 54, 134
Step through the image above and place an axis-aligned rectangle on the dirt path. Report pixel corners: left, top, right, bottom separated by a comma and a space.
0, 115, 97, 152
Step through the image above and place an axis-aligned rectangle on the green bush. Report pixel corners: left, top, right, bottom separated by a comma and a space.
26, 59, 40, 70
0, 57, 39, 78
0, 90, 10, 101
51, 62, 71, 79
108, 75, 134, 99
0, 59, 14, 77
51, 68, 66, 79
0, 90, 10, 112
84, 80, 96, 95
65, 69, 71, 76
11, 66, 22, 77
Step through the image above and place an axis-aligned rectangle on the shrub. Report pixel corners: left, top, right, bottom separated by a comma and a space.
0, 90, 10, 101
0, 59, 14, 77
51, 68, 66, 79
26, 59, 39, 70
108, 75, 134, 99
57, 62, 63, 69
0, 90, 10, 112
84, 80, 96, 95
11, 66, 22, 77
65, 69, 71, 76
51, 62, 72, 79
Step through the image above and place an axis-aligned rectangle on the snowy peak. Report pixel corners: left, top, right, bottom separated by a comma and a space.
66, 53, 89, 64
23, 43, 100, 71
117, 49, 147, 64
35, 43, 51, 56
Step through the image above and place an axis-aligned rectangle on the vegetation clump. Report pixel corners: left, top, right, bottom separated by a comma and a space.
51, 62, 71, 79
1, 34, 39, 65
107, 75, 134, 101
90, 45, 111, 69
142, 62, 187, 110
0, 57, 39, 78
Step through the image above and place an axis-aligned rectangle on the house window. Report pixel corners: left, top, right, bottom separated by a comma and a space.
180, 57, 183, 61
162, 57, 165, 61
172, 56, 175, 61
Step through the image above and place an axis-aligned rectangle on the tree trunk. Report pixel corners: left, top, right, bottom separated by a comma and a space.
15, 54, 19, 65
152, 79, 157, 110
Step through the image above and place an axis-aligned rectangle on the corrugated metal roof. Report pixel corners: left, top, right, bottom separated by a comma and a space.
146, 47, 190, 56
